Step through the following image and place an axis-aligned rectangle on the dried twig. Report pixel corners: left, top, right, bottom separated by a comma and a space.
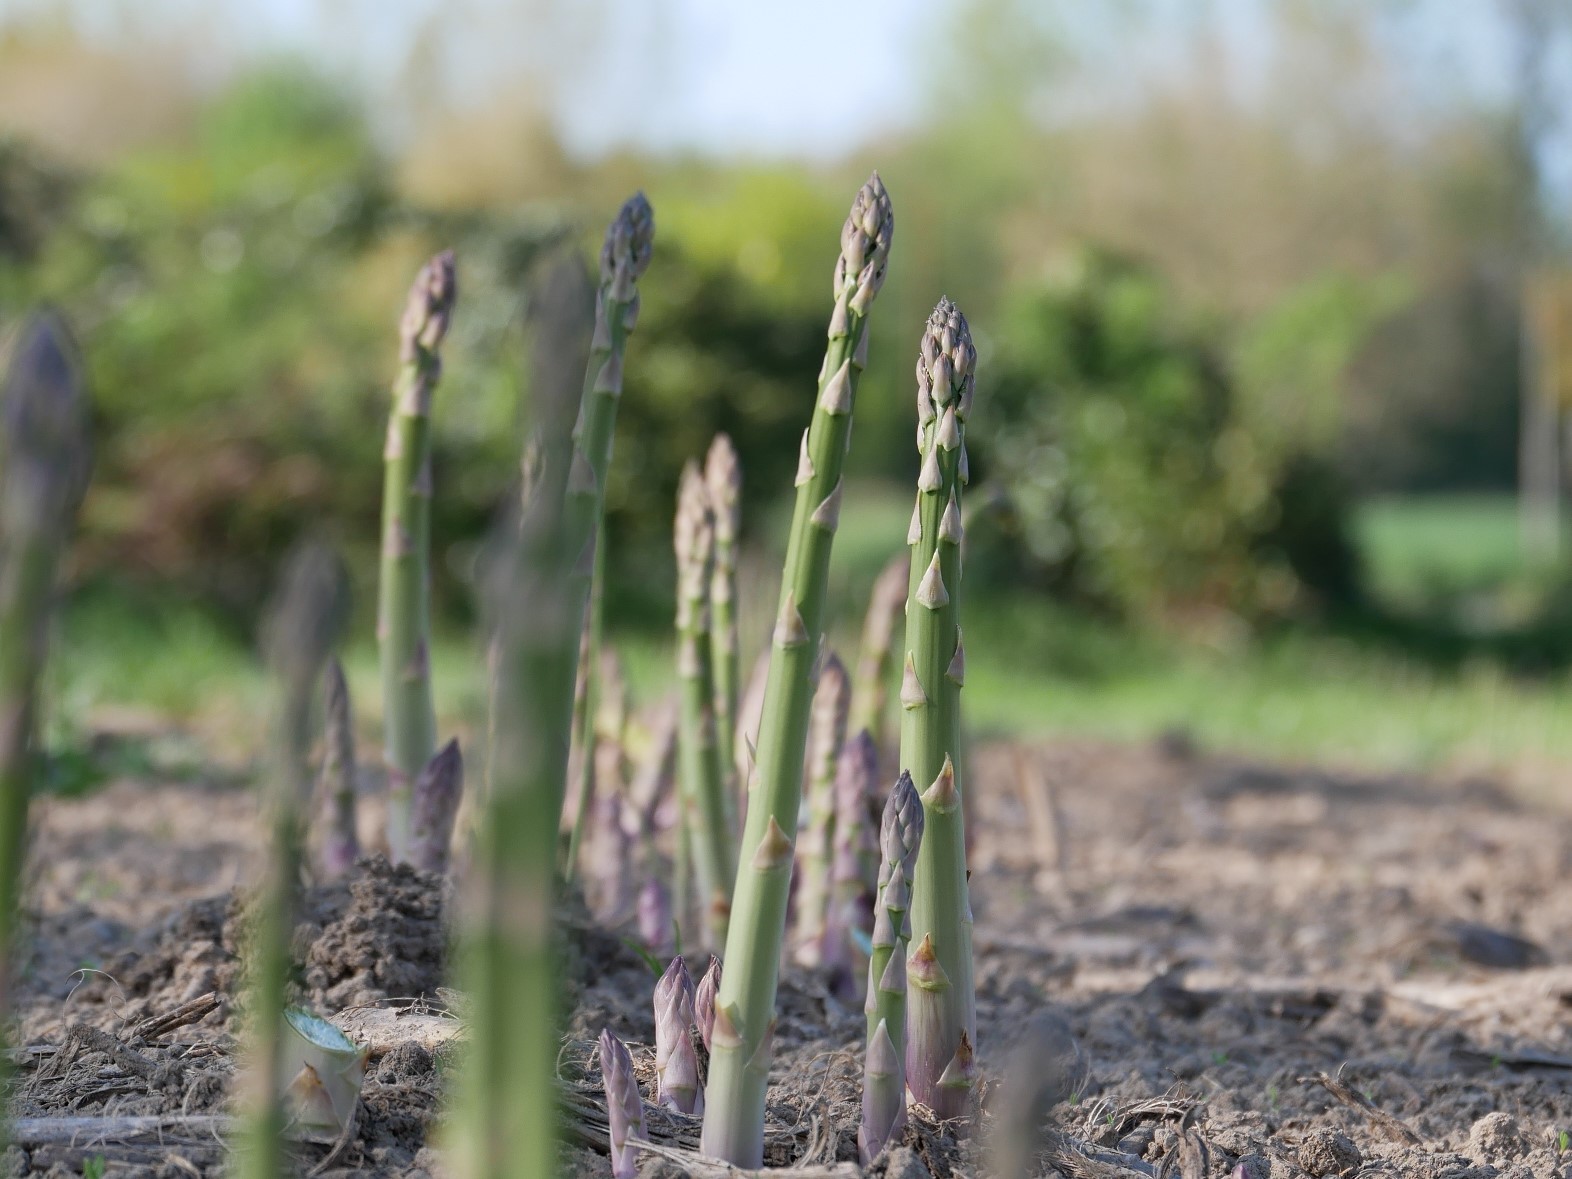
1302, 1071, 1422, 1146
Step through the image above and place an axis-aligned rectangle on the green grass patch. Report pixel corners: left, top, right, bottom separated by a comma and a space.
41, 491, 1572, 798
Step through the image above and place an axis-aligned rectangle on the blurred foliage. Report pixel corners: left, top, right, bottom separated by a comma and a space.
975, 249, 1363, 621
0, 0, 1546, 635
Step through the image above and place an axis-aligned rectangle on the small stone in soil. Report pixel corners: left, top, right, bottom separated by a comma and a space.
1468, 1111, 1529, 1163
377, 1040, 436, 1084
1297, 1128, 1361, 1177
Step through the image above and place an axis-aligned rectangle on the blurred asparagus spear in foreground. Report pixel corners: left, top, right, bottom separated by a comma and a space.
377, 250, 455, 864
903, 298, 979, 1121
316, 658, 359, 880
701, 173, 894, 1168
0, 313, 90, 1076
860, 770, 923, 1164
241, 543, 349, 1179
446, 249, 589, 1179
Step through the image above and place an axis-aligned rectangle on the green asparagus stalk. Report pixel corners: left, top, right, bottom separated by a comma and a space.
316, 658, 358, 880
902, 298, 979, 1121
555, 193, 655, 831
704, 434, 742, 779
241, 543, 348, 1179
849, 555, 908, 754
674, 462, 735, 950
564, 541, 607, 870
700, 173, 894, 1167
794, 650, 849, 966
859, 769, 923, 1164
377, 250, 456, 864
0, 314, 90, 1081
446, 250, 587, 1179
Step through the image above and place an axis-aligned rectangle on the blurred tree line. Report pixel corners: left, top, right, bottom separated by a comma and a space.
0, 0, 1546, 632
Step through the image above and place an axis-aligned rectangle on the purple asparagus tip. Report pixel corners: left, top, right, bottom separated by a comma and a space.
407, 737, 463, 874
599, 1028, 647, 1179
694, 955, 722, 1052
653, 957, 703, 1115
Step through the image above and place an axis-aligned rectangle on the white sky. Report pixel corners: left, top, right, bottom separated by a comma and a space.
3, 0, 1565, 178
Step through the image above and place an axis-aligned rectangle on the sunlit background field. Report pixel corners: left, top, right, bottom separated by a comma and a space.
8, 0, 1572, 798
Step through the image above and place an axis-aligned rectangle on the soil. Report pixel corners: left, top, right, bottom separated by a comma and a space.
9, 737, 1572, 1177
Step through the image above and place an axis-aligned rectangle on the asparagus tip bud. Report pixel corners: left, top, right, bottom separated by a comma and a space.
599, 1028, 647, 1179
694, 955, 722, 1052
398, 249, 457, 362
601, 191, 656, 295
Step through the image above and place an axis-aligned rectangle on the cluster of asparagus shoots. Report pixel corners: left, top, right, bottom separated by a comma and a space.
0, 315, 91, 1088
599, 952, 719, 1178
240, 167, 978, 1174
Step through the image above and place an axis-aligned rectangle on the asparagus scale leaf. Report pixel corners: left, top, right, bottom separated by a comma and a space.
700, 173, 893, 1168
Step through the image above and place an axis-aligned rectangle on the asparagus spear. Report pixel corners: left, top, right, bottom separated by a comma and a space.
555, 193, 655, 831
828, 727, 879, 980
902, 298, 979, 1121
316, 658, 359, 880
585, 651, 633, 921
0, 314, 90, 1086
674, 463, 735, 949
700, 173, 894, 1167
599, 1028, 648, 1179
407, 737, 463, 875
446, 250, 587, 1179
627, 702, 679, 953
653, 956, 703, 1115
794, 650, 849, 966
377, 250, 455, 864
704, 434, 742, 780
849, 555, 908, 754
241, 544, 349, 1179
859, 769, 923, 1164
